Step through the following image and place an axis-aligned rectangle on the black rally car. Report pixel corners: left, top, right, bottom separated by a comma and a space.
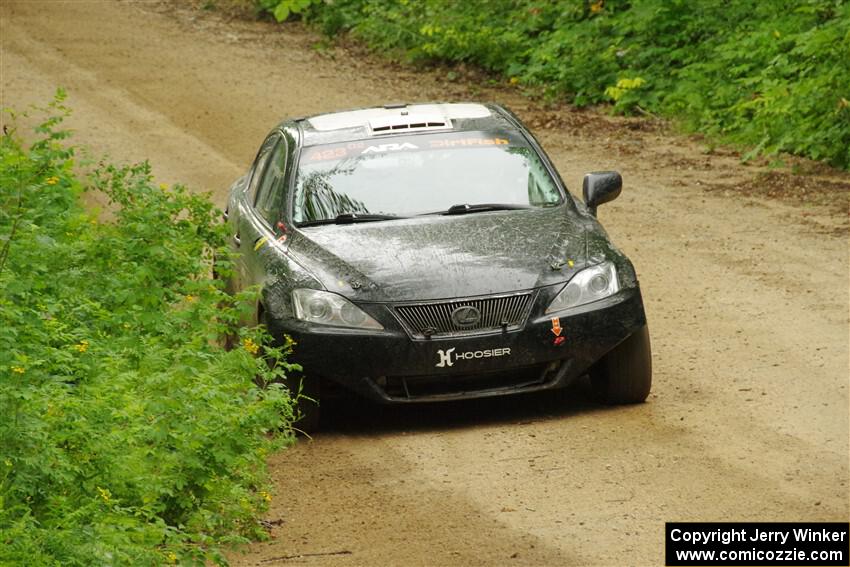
225, 103, 651, 430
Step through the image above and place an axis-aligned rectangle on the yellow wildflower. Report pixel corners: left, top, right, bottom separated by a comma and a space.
185, 294, 197, 302
159, 183, 169, 191
605, 77, 647, 101
260, 490, 272, 502
11, 366, 25, 374
242, 337, 260, 355
45, 176, 59, 185
590, 0, 603, 13
167, 552, 177, 564
74, 340, 89, 353
96, 486, 111, 502
509, 77, 519, 85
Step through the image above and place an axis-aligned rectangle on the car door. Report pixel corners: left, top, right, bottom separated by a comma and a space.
237, 132, 290, 305
233, 133, 279, 292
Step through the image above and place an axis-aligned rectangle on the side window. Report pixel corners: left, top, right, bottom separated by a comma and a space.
254, 137, 288, 224
247, 134, 279, 205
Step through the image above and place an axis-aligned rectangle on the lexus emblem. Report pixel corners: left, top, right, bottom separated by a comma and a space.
451, 306, 481, 327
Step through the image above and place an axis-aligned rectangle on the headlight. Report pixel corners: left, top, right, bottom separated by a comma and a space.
546, 262, 620, 313
292, 289, 383, 330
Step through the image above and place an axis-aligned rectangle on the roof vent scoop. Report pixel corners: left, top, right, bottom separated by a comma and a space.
368, 113, 452, 135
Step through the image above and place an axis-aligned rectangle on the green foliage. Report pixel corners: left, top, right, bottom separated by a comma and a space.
258, 0, 321, 22
0, 91, 297, 565
281, 0, 850, 169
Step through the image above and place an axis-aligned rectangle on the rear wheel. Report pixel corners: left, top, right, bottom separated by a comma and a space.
212, 252, 239, 350
590, 325, 652, 404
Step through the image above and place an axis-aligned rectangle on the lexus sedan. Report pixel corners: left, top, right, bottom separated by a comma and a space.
224, 102, 651, 431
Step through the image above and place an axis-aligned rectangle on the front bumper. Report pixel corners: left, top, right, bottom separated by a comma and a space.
267, 287, 646, 403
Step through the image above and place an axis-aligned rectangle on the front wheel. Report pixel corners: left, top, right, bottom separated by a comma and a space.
285, 373, 321, 434
590, 325, 652, 404
260, 312, 321, 433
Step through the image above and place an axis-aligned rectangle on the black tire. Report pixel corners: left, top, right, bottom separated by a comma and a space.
212, 252, 239, 350
211, 250, 232, 292
259, 312, 321, 433
285, 373, 321, 434
590, 325, 652, 404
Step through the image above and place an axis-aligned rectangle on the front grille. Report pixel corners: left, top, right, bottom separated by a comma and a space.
394, 292, 534, 338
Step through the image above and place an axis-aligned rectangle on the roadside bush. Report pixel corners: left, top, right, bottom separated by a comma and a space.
0, 91, 296, 566
259, 0, 850, 169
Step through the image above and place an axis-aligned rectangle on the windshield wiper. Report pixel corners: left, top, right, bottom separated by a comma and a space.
421, 203, 532, 216
298, 212, 407, 227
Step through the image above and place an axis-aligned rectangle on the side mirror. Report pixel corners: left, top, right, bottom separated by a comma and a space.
582, 171, 622, 216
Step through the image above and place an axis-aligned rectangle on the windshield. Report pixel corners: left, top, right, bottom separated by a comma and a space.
292, 131, 563, 224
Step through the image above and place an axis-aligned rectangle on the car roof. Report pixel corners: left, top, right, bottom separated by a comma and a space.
293, 103, 518, 146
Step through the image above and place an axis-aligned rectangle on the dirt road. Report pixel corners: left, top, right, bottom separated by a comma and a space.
2, 1, 848, 564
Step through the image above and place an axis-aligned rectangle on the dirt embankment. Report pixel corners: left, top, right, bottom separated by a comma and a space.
2, 1, 847, 565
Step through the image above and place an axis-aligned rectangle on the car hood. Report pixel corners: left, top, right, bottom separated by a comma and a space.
287, 207, 587, 302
